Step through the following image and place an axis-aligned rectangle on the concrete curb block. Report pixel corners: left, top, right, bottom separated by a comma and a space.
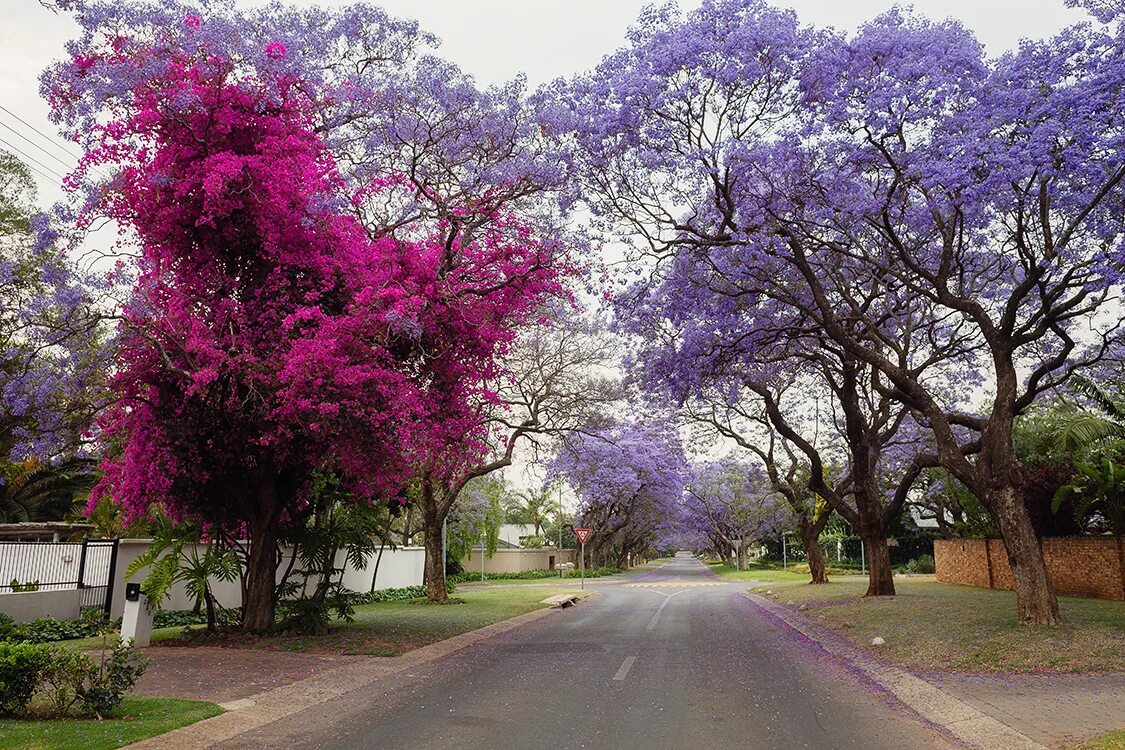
741, 592, 1048, 750
125, 595, 595, 749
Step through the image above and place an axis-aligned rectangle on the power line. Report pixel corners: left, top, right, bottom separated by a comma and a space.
0, 105, 83, 161
4, 154, 58, 186
0, 136, 67, 180
0, 119, 75, 171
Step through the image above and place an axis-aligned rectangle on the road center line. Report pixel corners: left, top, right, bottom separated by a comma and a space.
646, 589, 683, 630
612, 656, 636, 681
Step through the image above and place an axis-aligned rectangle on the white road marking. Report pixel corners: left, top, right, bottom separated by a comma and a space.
625, 581, 725, 588
613, 656, 636, 681
646, 589, 683, 630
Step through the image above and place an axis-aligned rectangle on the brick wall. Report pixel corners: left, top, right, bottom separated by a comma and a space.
934, 537, 1125, 601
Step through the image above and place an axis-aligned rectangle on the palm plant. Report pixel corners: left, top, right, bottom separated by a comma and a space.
1048, 375, 1125, 454
1039, 375, 1125, 536
1053, 459, 1125, 537
0, 458, 96, 523
126, 510, 241, 631
506, 487, 552, 536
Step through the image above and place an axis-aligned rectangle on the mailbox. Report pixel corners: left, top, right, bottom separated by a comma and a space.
125, 582, 142, 602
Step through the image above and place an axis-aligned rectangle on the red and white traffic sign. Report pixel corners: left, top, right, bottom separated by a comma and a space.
575, 528, 592, 544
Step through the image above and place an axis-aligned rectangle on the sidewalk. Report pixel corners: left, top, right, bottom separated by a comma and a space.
133, 648, 366, 705
926, 672, 1125, 749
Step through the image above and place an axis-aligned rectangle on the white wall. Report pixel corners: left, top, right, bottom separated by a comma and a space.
461, 548, 574, 574
0, 589, 81, 624
2, 539, 428, 622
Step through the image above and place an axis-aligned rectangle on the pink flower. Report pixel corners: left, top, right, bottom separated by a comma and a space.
183, 14, 201, 29
265, 41, 287, 60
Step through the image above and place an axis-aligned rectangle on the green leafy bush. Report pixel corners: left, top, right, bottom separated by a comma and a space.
7, 616, 101, 643
39, 646, 94, 716
906, 554, 936, 574
0, 613, 16, 641
447, 569, 558, 584
9, 578, 40, 592
564, 567, 622, 578
151, 608, 240, 629
77, 640, 148, 717
354, 583, 456, 604
0, 641, 53, 715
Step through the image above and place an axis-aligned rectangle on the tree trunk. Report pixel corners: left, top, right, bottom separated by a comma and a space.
369, 540, 386, 593
989, 485, 1060, 625
799, 521, 829, 584
423, 520, 448, 603
736, 542, 747, 571
204, 586, 218, 632
862, 533, 895, 597
242, 483, 282, 632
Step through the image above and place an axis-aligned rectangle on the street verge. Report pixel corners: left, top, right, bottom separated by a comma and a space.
742, 591, 1047, 750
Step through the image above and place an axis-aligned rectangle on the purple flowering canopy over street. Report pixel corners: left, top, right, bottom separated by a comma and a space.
551, 0, 1125, 623
551, 418, 686, 567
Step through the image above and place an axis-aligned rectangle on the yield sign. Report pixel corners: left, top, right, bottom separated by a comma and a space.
575, 528, 592, 544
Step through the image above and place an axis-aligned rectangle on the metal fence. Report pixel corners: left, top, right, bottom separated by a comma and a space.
0, 537, 120, 615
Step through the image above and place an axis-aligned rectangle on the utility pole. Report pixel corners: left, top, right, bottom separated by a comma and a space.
558, 484, 564, 578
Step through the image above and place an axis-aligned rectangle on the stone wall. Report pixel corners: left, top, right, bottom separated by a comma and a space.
934, 537, 1125, 601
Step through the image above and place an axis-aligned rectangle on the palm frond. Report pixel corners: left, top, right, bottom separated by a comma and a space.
1050, 412, 1125, 454
1069, 374, 1125, 420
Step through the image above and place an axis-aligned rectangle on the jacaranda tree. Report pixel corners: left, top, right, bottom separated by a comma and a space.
560, 0, 1125, 624
552, 418, 685, 568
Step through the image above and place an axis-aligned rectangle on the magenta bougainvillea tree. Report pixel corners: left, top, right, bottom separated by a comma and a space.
43, 2, 575, 628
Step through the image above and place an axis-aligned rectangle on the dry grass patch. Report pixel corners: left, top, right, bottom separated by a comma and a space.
755, 576, 1125, 673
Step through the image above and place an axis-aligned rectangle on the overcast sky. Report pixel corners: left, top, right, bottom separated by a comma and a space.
0, 0, 1089, 205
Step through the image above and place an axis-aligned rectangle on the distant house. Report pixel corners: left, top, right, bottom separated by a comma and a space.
498, 524, 538, 548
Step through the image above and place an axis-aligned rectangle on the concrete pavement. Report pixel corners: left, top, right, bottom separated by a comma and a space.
216, 554, 961, 749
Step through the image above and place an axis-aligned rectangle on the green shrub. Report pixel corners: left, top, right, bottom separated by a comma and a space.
9, 578, 40, 592
447, 569, 558, 584
906, 554, 936, 574
8, 616, 100, 643
39, 647, 95, 716
0, 613, 16, 641
564, 566, 622, 579
0, 641, 53, 716
354, 583, 456, 603
78, 640, 148, 717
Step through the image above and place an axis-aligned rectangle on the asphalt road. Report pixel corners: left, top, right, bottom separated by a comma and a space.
221, 553, 958, 749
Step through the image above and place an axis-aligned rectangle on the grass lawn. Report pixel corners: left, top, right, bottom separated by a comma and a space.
709, 560, 867, 583
1070, 730, 1125, 749
59, 625, 203, 652
751, 575, 1125, 673
155, 586, 582, 657
0, 697, 222, 750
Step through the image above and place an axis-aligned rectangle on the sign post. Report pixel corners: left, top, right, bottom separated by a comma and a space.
575, 528, 592, 590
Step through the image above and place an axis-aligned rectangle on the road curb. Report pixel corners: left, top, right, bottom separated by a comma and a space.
740, 591, 1048, 750
125, 595, 595, 749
